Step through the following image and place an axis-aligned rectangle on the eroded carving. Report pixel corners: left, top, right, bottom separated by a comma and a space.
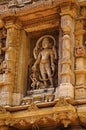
30, 68, 42, 89
8, 0, 18, 8
54, 97, 77, 128
31, 35, 57, 89
0, 106, 6, 113
78, 113, 86, 128
75, 45, 86, 57
0, 28, 7, 74
55, 97, 69, 107
28, 102, 39, 111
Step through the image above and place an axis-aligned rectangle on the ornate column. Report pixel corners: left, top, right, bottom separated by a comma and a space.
75, 10, 86, 99
57, 1, 78, 99
0, 17, 22, 106
17, 29, 29, 101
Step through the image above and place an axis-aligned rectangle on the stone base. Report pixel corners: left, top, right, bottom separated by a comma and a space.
0, 92, 23, 106
12, 93, 23, 106
22, 88, 55, 105
0, 92, 11, 106
57, 83, 74, 99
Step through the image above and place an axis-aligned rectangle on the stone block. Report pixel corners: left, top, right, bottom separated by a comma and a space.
0, 92, 11, 105
12, 93, 23, 106
75, 86, 86, 99
57, 83, 74, 99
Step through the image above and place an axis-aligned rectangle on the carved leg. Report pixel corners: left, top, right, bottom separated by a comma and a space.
40, 63, 47, 88
45, 63, 53, 87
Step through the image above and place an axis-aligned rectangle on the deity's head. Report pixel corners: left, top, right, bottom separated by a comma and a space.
42, 37, 50, 49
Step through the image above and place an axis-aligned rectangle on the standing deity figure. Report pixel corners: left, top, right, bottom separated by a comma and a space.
32, 36, 57, 88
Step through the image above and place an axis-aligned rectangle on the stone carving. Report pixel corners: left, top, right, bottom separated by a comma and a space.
45, 94, 55, 102
0, 106, 6, 113
0, 59, 8, 74
8, 0, 18, 8
78, 113, 86, 128
0, 28, 7, 39
9, 119, 31, 130
22, 0, 32, 4
31, 35, 57, 89
21, 97, 32, 105
30, 69, 42, 89
54, 112, 71, 128
28, 102, 39, 111
54, 97, 77, 128
0, 28, 7, 74
75, 45, 86, 57
55, 97, 69, 107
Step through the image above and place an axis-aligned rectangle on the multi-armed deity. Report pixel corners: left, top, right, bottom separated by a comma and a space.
30, 35, 57, 90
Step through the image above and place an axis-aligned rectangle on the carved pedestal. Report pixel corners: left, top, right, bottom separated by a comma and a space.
22, 88, 55, 105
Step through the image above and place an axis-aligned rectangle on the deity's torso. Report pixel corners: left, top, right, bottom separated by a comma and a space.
40, 48, 52, 64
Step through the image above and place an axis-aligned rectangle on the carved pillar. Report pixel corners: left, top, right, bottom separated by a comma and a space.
1, 16, 29, 106
17, 30, 29, 100
75, 18, 86, 99
0, 17, 22, 106
57, 1, 78, 99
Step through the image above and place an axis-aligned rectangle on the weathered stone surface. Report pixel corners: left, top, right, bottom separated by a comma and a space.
0, 0, 85, 129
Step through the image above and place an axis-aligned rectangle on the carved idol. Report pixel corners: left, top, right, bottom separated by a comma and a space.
31, 35, 57, 89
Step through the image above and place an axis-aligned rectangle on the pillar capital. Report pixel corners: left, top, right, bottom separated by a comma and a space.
59, 0, 79, 18
3, 16, 22, 29
60, 0, 79, 35
61, 14, 73, 35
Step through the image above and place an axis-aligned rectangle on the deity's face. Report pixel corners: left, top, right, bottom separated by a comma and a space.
42, 38, 50, 49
